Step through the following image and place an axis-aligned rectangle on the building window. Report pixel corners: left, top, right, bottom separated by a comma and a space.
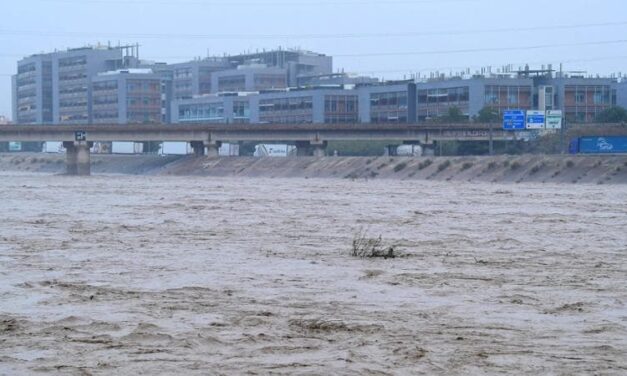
178, 103, 225, 122
576, 91, 585, 104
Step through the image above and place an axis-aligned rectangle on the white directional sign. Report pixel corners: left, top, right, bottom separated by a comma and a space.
526, 110, 546, 129
545, 110, 563, 129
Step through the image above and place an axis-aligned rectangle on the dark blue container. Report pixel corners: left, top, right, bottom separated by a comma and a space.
569, 139, 579, 154
579, 136, 627, 154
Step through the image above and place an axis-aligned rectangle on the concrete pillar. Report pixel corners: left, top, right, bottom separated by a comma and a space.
63, 141, 91, 176
422, 143, 436, 157
296, 141, 327, 157
386, 144, 400, 156
63, 141, 77, 175
204, 141, 222, 158
190, 141, 205, 156
76, 143, 91, 176
312, 141, 327, 157
295, 141, 312, 157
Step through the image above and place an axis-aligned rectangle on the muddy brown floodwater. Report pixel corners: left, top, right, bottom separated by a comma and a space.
0, 172, 626, 375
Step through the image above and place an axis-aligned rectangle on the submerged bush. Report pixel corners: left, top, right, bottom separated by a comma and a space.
350, 229, 395, 259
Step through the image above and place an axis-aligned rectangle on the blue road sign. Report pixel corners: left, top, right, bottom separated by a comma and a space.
503, 110, 525, 130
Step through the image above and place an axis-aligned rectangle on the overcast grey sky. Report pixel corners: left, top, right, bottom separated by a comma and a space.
2, 0, 627, 120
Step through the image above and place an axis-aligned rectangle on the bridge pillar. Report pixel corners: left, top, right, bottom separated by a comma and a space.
63, 142, 78, 175
204, 141, 222, 158
76, 143, 91, 176
422, 143, 436, 157
312, 141, 327, 157
295, 141, 327, 157
63, 141, 92, 176
295, 141, 312, 157
190, 141, 205, 156
385, 144, 400, 156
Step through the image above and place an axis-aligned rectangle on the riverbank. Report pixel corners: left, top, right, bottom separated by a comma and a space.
1, 153, 626, 184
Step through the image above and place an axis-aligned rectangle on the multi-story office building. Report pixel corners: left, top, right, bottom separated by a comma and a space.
212, 65, 288, 93
15, 43, 627, 127
12, 54, 53, 124
613, 80, 627, 111
253, 87, 359, 124
91, 69, 171, 124
172, 93, 252, 124
544, 77, 615, 123
54, 46, 137, 124
416, 77, 534, 121
172, 86, 359, 125
167, 49, 331, 99
169, 58, 231, 100
415, 72, 623, 123
358, 81, 417, 123
227, 49, 332, 88
13, 45, 139, 125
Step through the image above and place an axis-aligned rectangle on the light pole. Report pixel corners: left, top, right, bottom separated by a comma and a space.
489, 121, 494, 156
488, 108, 498, 155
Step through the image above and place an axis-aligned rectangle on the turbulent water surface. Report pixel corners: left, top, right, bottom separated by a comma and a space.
0, 172, 626, 375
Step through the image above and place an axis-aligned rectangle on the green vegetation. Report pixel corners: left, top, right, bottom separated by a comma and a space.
475, 106, 500, 123
596, 106, 627, 123
440, 106, 468, 123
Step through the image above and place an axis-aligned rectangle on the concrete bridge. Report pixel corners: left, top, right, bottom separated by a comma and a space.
0, 122, 520, 175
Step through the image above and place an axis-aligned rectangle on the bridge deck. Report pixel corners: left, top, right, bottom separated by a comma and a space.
0, 123, 516, 143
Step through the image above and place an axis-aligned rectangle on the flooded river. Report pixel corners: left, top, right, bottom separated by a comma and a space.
1, 173, 626, 375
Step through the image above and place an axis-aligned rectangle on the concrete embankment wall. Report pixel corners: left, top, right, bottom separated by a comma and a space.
1, 153, 626, 184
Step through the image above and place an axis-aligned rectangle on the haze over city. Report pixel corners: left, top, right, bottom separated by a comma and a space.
2, 0, 627, 119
